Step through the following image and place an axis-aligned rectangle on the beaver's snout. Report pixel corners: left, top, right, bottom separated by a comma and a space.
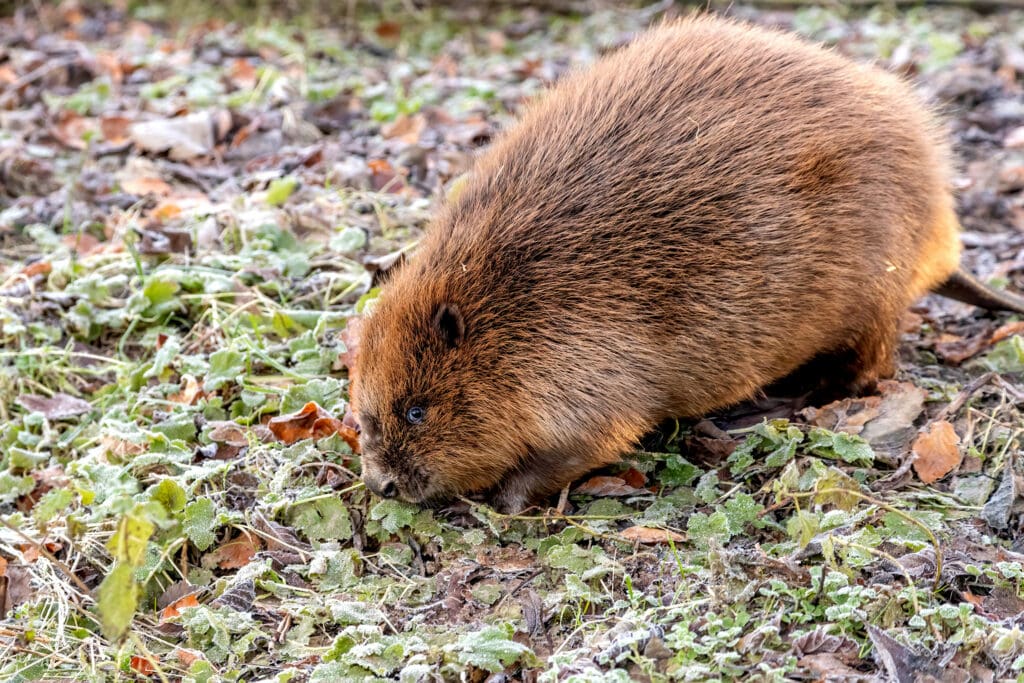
362, 461, 399, 499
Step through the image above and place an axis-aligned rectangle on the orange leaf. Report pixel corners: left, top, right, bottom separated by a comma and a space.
61, 232, 102, 256
991, 321, 1024, 345
151, 201, 182, 222
268, 402, 357, 450
100, 114, 132, 143
173, 648, 204, 667
130, 655, 157, 676
19, 545, 39, 562
169, 376, 205, 405
228, 58, 257, 90
206, 533, 261, 569
620, 468, 646, 489
159, 593, 200, 622
573, 475, 644, 497
122, 176, 172, 197
619, 526, 685, 544
912, 420, 962, 484
22, 261, 51, 278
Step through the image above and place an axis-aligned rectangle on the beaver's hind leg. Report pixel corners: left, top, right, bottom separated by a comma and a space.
837, 318, 900, 396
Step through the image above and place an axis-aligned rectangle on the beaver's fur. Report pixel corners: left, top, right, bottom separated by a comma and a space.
354, 15, 966, 510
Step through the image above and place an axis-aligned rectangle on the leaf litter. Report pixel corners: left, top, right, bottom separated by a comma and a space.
2, 1, 1024, 681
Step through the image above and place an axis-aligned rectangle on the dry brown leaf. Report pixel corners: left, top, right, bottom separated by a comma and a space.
121, 175, 172, 196
100, 114, 133, 143
21, 261, 52, 278
912, 420, 962, 484
991, 320, 1024, 344
619, 526, 685, 544
573, 475, 645, 497
100, 435, 146, 457
61, 232, 103, 256
169, 376, 205, 405
51, 111, 97, 150
173, 648, 205, 667
935, 332, 989, 364
620, 468, 646, 489
228, 58, 258, 90
206, 534, 261, 570
16, 393, 92, 419
130, 655, 158, 676
269, 401, 359, 451
381, 113, 427, 144
159, 593, 200, 622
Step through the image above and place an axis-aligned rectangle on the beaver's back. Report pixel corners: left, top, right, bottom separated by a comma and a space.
376, 16, 960, 482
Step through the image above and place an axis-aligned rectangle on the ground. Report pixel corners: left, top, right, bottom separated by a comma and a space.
2, 1, 1024, 681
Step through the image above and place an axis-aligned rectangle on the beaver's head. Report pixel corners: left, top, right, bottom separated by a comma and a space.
353, 272, 533, 505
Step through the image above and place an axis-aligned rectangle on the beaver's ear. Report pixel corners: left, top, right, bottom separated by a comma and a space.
432, 303, 465, 347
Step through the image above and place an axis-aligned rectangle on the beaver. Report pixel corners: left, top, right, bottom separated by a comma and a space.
352, 15, 1024, 511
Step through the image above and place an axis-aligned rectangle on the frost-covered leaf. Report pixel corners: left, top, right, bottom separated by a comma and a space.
184, 498, 218, 551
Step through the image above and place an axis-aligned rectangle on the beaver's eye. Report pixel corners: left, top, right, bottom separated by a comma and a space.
405, 406, 425, 425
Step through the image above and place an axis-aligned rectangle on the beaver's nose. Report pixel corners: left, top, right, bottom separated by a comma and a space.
364, 470, 398, 499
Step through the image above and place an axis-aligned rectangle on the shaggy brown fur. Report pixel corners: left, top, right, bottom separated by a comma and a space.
353, 15, 973, 510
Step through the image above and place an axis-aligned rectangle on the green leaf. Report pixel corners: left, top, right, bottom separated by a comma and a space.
206, 348, 247, 391
183, 498, 218, 550
142, 278, 182, 318
660, 454, 702, 487
107, 508, 155, 566
686, 510, 731, 547
806, 429, 874, 465
722, 493, 764, 534
281, 378, 346, 415
97, 563, 140, 639
32, 488, 75, 524
446, 624, 534, 673
975, 335, 1024, 374
150, 478, 187, 513
289, 497, 353, 541
266, 177, 299, 206
368, 499, 417, 534
151, 412, 198, 442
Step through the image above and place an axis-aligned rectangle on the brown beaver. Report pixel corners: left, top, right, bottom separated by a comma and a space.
352, 15, 1024, 511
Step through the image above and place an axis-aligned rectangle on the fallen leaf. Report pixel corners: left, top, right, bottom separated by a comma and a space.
269, 401, 359, 451
574, 475, 645, 497
130, 656, 157, 676
205, 533, 261, 570
991, 320, 1024, 344
935, 332, 989, 364
21, 261, 52, 278
912, 421, 962, 484
228, 58, 258, 90
173, 648, 205, 667
619, 526, 685, 544
168, 376, 205, 405
100, 114, 133, 144
99, 435, 146, 457
121, 175, 172, 196
207, 421, 248, 446
131, 112, 220, 160
159, 593, 200, 622
61, 232, 103, 256
51, 111, 97, 150
374, 20, 402, 41
16, 393, 92, 419
620, 468, 646, 489
382, 113, 426, 144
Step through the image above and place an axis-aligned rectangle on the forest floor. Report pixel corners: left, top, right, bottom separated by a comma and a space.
2, 1, 1024, 680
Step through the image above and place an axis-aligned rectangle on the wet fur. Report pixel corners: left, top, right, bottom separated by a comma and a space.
354, 16, 962, 511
